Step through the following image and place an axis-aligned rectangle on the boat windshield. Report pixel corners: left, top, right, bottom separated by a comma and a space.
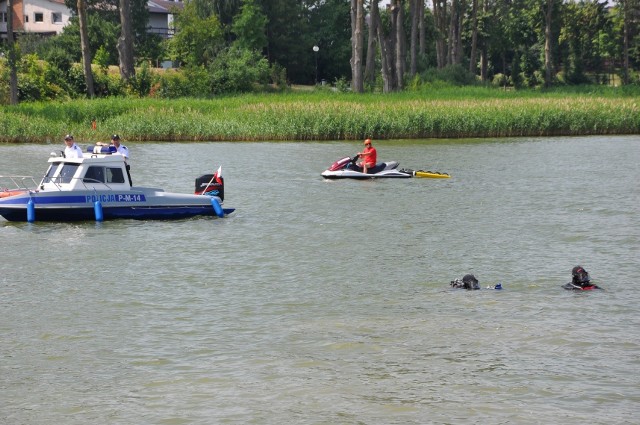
58, 163, 81, 184
42, 163, 61, 184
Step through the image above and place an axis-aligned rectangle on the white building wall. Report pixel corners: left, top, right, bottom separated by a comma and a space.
2, 0, 173, 37
23, 0, 70, 34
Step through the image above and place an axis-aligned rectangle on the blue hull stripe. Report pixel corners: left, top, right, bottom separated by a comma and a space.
0, 194, 148, 205
0, 206, 235, 222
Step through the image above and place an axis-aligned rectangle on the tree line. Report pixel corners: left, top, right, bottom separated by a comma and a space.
351, 0, 640, 92
1, 0, 639, 104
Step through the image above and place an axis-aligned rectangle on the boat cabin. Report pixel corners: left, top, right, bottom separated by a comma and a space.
40, 149, 131, 192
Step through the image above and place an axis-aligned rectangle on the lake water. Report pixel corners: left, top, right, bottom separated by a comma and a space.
1, 136, 639, 424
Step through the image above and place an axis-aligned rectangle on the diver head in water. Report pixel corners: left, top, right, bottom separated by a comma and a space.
564, 265, 601, 290
572, 266, 591, 287
450, 274, 480, 290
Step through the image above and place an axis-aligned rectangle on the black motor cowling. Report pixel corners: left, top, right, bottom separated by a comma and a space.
195, 174, 224, 201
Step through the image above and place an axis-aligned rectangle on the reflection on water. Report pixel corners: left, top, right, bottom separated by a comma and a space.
2, 136, 639, 424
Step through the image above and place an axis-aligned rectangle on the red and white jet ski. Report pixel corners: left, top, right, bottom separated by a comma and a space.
321, 155, 412, 179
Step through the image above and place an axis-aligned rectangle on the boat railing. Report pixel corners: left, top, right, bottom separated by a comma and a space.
39, 176, 117, 192
40, 175, 68, 191
0, 175, 39, 192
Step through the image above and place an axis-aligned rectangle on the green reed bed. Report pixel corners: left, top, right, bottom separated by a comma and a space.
1, 88, 638, 143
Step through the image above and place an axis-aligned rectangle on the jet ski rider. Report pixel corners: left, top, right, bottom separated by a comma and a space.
357, 139, 377, 174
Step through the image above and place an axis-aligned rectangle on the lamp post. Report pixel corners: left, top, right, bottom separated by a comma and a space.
313, 45, 319, 84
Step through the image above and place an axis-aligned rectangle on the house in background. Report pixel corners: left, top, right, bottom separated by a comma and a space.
1, 0, 182, 40
148, 0, 182, 38
0, 0, 71, 37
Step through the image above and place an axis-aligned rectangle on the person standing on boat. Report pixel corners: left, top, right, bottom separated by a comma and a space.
63, 135, 84, 158
357, 138, 377, 174
98, 134, 131, 184
96, 134, 129, 158
111, 134, 132, 185
110, 134, 130, 159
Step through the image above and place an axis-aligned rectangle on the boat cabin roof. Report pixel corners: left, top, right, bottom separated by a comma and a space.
42, 149, 131, 191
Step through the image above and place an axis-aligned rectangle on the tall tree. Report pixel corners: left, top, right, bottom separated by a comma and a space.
210, 0, 243, 28
7, 0, 18, 104
372, 2, 394, 92
410, 0, 420, 76
350, 0, 365, 92
479, 0, 489, 82
544, 0, 554, 87
433, 0, 447, 68
117, 0, 135, 82
167, 0, 224, 67
392, 0, 406, 89
77, 0, 95, 97
621, 0, 630, 84
63, 0, 152, 61
418, 0, 426, 55
447, 0, 464, 65
259, 0, 311, 84
306, 0, 351, 84
231, 0, 268, 51
365, 0, 379, 85
469, 0, 479, 74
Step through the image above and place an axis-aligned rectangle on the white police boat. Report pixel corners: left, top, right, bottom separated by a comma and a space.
0, 146, 234, 222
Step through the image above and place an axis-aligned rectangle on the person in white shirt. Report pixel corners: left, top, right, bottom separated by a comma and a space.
63, 134, 84, 158
111, 134, 132, 185
110, 134, 130, 159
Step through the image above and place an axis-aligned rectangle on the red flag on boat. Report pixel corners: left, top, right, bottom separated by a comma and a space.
214, 165, 222, 184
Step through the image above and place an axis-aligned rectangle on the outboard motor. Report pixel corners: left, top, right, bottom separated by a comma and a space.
571, 266, 591, 287
195, 174, 224, 201
451, 274, 480, 290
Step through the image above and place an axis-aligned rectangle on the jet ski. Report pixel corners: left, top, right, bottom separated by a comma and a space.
321, 155, 412, 179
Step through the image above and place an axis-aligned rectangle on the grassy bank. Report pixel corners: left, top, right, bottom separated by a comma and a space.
1, 86, 639, 143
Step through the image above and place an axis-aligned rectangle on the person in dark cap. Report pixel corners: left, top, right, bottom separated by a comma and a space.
63, 134, 84, 158
110, 134, 129, 159
97, 134, 129, 158
97, 134, 132, 184
112, 135, 132, 185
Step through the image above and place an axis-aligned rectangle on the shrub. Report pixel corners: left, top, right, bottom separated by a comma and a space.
334, 77, 350, 92
492, 73, 509, 87
0, 59, 8, 104
66, 63, 88, 96
209, 46, 270, 94
152, 67, 211, 98
40, 46, 74, 73
270, 62, 288, 90
421, 64, 477, 86
93, 46, 111, 71
128, 61, 157, 97
92, 68, 126, 97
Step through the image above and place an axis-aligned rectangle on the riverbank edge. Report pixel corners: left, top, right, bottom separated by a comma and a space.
1, 91, 639, 143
